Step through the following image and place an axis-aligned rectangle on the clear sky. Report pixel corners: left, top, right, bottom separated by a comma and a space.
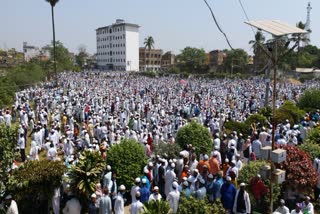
1, 0, 319, 55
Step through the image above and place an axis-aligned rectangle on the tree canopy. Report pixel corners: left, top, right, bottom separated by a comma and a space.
177, 47, 207, 72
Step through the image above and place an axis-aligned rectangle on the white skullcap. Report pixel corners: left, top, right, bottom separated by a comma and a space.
226, 176, 232, 181
142, 178, 147, 184
171, 163, 175, 168
153, 186, 159, 191
183, 181, 189, 186
119, 185, 126, 191
172, 181, 179, 189
107, 165, 111, 171
240, 183, 246, 187
91, 193, 97, 198
135, 177, 141, 183
148, 162, 154, 167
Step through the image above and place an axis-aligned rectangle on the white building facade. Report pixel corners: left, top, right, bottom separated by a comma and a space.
96, 19, 139, 71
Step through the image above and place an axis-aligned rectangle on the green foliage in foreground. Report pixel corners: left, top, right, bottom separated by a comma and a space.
0, 124, 19, 195
143, 200, 170, 214
177, 196, 225, 214
176, 121, 212, 155
298, 89, 320, 112
67, 150, 105, 198
107, 139, 147, 191
7, 160, 65, 212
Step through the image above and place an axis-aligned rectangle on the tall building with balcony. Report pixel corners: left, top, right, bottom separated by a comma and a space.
96, 19, 139, 71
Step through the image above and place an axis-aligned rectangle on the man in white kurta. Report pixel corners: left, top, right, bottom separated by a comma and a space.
167, 182, 180, 213
164, 163, 176, 197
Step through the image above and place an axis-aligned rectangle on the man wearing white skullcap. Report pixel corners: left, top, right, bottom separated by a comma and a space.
167, 181, 180, 213
164, 163, 176, 198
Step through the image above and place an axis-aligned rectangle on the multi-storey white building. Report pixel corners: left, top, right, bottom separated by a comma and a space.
96, 19, 139, 71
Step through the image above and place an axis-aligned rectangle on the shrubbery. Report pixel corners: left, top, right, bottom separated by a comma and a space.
299, 142, 320, 160
67, 150, 105, 198
275, 101, 305, 124
107, 139, 147, 191
298, 89, 320, 112
176, 121, 212, 155
7, 160, 65, 213
177, 196, 224, 214
143, 200, 170, 214
276, 145, 318, 193
153, 143, 182, 160
224, 121, 250, 136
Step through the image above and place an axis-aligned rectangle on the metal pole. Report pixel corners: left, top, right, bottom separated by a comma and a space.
270, 38, 278, 212
264, 62, 270, 107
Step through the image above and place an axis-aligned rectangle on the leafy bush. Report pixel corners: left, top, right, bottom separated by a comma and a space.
275, 101, 305, 124
276, 145, 318, 193
237, 161, 280, 212
176, 121, 212, 155
152, 143, 182, 160
238, 161, 268, 185
67, 151, 105, 197
298, 89, 320, 112
143, 200, 170, 214
245, 113, 268, 127
299, 142, 320, 160
305, 127, 320, 144
258, 106, 273, 120
107, 139, 147, 191
7, 160, 65, 213
177, 196, 225, 214
224, 121, 250, 136
0, 124, 19, 195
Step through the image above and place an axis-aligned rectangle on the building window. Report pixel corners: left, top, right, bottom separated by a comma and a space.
123, 34, 125, 39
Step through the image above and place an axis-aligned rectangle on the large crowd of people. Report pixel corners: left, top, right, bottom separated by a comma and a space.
0, 71, 319, 214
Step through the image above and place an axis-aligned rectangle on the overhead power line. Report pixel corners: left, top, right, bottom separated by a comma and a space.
237, 0, 256, 36
203, 0, 234, 50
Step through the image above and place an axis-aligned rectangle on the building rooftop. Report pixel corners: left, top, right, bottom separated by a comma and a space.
96, 19, 139, 31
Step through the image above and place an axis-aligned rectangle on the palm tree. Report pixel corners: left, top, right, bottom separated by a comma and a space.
144, 36, 155, 71
66, 151, 106, 197
45, 0, 59, 85
292, 21, 310, 52
249, 31, 265, 71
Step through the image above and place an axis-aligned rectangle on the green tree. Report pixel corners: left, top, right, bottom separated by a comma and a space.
223, 49, 249, 74
177, 47, 207, 72
144, 36, 155, 71
298, 89, 320, 112
45, 0, 59, 85
75, 44, 88, 69
6, 63, 46, 90
292, 21, 310, 52
7, 160, 65, 213
46, 41, 75, 73
245, 113, 268, 128
275, 100, 305, 124
107, 139, 147, 191
0, 124, 18, 195
249, 31, 267, 71
176, 121, 212, 155
0, 78, 17, 108
67, 151, 106, 198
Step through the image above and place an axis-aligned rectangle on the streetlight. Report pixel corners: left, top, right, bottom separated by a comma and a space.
245, 20, 307, 212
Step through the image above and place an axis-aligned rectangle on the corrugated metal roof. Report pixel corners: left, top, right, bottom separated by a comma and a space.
245, 20, 307, 36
